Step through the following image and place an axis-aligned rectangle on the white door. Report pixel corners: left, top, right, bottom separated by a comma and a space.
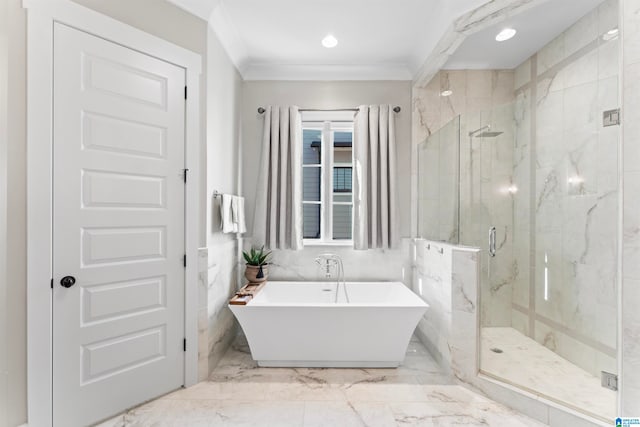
52, 23, 186, 427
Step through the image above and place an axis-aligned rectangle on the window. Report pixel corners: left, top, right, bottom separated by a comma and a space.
302, 117, 354, 244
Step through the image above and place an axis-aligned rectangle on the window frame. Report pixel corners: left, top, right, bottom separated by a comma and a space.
301, 115, 354, 246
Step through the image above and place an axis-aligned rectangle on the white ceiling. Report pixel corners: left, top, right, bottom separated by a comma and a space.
167, 0, 611, 80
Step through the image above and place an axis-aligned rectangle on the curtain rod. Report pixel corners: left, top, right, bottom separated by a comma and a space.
257, 106, 401, 114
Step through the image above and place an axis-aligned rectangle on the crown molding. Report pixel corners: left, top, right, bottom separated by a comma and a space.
208, 2, 249, 74
166, 0, 219, 21
241, 63, 413, 81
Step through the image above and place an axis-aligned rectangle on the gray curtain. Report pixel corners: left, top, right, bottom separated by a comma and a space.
253, 106, 303, 250
353, 105, 398, 250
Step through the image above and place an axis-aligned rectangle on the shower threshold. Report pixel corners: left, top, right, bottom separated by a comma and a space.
480, 327, 615, 423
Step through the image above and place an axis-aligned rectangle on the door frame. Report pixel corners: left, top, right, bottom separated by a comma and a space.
24, 1, 202, 425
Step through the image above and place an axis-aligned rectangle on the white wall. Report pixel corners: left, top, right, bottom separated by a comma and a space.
0, 0, 9, 425
5, 2, 27, 424
71, 0, 207, 54
206, 28, 242, 245
204, 25, 243, 372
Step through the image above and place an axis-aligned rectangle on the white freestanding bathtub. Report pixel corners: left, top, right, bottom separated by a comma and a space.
228, 281, 428, 367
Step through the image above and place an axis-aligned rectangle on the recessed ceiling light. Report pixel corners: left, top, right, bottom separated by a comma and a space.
322, 34, 338, 48
495, 28, 517, 42
440, 90, 453, 97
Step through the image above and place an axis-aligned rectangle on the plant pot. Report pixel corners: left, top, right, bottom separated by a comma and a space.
245, 264, 268, 283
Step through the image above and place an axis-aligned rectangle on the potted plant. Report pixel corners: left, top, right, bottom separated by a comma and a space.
243, 246, 271, 283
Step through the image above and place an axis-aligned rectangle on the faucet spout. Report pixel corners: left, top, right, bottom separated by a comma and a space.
314, 256, 332, 277
314, 253, 349, 303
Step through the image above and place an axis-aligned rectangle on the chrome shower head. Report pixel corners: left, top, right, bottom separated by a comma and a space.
475, 131, 503, 138
469, 125, 503, 138
469, 125, 490, 137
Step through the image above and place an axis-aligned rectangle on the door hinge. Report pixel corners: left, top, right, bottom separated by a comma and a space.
183, 338, 187, 352
183, 168, 189, 183
184, 86, 187, 99
50, 278, 53, 289
183, 254, 187, 267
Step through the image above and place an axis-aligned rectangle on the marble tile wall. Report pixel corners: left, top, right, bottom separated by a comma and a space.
413, 70, 513, 202
413, 70, 515, 242
197, 240, 241, 380
249, 239, 413, 285
207, 240, 240, 373
412, 239, 453, 368
511, 0, 620, 378
450, 247, 481, 383
621, 0, 640, 416
412, 70, 515, 145
197, 248, 209, 381
417, 116, 460, 243
510, 80, 532, 337
411, 238, 480, 383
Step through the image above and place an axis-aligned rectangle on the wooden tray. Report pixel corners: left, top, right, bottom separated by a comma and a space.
229, 281, 266, 305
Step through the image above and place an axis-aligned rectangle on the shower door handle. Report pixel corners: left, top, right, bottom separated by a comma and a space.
489, 227, 496, 257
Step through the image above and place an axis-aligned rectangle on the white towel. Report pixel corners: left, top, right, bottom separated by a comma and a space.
231, 196, 239, 233
220, 194, 235, 233
235, 196, 247, 234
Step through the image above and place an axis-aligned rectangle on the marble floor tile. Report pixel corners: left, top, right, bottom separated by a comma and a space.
303, 401, 397, 427
421, 385, 494, 404
103, 334, 547, 427
264, 381, 347, 401
481, 327, 616, 422
162, 380, 269, 401
342, 380, 428, 403
389, 401, 545, 427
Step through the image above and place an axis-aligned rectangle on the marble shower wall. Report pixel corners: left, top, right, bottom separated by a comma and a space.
411, 238, 480, 383
412, 70, 515, 145
511, 0, 619, 378
412, 70, 514, 239
418, 116, 460, 243
621, 0, 640, 416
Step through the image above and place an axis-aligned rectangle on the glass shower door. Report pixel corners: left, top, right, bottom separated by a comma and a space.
417, 116, 460, 243
462, 105, 517, 330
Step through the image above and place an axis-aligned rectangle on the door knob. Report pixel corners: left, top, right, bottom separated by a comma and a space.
60, 276, 76, 288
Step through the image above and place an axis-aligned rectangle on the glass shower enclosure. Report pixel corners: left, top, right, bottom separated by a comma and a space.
418, 97, 619, 421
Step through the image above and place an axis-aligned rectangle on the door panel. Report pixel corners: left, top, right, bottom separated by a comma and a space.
53, 23, 186, 427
